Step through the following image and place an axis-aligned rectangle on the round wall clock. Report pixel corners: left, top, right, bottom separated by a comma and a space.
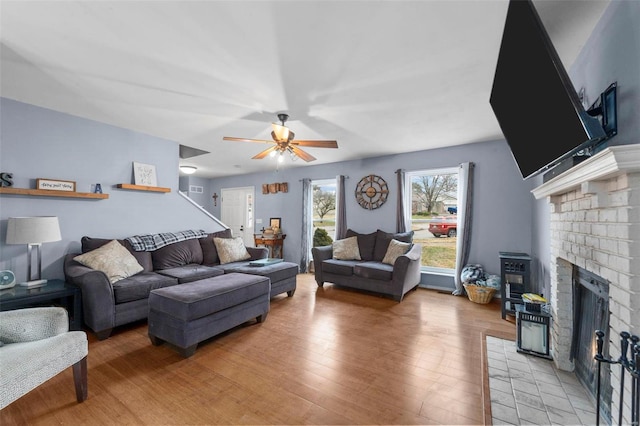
355, 174, 389, 210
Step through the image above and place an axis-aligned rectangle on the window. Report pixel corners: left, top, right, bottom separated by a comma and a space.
406, 167, 458, 272
312, 179, 337, 243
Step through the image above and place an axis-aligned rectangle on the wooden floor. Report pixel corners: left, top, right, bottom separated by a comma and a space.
1, 274, 515, 425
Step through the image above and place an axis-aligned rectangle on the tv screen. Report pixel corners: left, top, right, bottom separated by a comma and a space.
490, 0, 606, 180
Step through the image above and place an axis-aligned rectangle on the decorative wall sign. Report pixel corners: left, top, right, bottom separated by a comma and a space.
0, 172, 13, 187
36, 178, 76, 192
133, 162, 158, 186
355, 174, 389, 210
261, 182, 288, 194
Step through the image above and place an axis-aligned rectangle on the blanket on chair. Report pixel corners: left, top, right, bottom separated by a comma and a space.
126, 229, 208, 251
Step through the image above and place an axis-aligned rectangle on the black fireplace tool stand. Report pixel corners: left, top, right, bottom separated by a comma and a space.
595, 330, 640, 426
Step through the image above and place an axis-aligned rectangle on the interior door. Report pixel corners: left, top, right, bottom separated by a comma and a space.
221, 187, 255, 247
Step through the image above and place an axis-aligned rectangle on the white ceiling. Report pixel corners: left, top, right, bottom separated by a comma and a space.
0, 0, 609, 178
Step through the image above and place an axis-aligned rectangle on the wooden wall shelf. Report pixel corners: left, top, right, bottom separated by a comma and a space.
0, 187, 109, 199
116, 184, 171, 193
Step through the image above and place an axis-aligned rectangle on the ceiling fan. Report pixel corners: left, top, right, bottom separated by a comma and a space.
223, 113, 338, 162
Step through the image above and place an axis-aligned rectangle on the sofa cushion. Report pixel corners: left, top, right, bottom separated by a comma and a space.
152, 239, 203, 270
373, 230, 414, 261
354, 262, 393, 281
74, 239, 144, 284
81, 236, 117, 253
322, 259, 360, 276
199, 229, 233, 266
112, 272, 178, 304
156, 264, 224, 284
81, 236, 152, 272
214, 237, 251, 264
382, 239, 412, 265
345, 229, 377, 261
332, 236, 361, 260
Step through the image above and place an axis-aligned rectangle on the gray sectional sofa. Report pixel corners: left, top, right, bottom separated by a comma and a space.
311, 229, 422, 301
64, 229, 297, 340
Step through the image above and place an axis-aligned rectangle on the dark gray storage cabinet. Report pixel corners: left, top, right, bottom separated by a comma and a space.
499, 252, 532, 319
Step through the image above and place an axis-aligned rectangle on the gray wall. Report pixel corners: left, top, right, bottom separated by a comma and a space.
210, 139, 537, 284
180, 175, 214, 211
0, 98, 224, 283
532, 0, 640, 298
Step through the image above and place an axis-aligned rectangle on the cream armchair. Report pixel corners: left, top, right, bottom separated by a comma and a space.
0, 307, 88, 409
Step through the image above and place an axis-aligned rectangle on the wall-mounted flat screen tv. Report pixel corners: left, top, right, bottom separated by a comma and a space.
490, 0, 606, 180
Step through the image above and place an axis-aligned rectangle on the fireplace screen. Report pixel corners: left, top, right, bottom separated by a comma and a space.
571, 266, 611, 423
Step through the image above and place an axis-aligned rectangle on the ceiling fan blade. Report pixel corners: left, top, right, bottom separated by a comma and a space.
223, 136, 272, 144
252, 146, 278, 159
291, 140, 338, 148
290, 146, 316, 162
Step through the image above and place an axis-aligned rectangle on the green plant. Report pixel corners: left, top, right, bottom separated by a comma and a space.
313, 228, 333, 247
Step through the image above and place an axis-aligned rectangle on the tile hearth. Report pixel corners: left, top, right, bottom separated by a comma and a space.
486, 336, 602, 425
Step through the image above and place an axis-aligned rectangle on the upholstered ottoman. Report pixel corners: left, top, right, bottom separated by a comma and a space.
147, 273, 270, 357
224, 261, 298, 298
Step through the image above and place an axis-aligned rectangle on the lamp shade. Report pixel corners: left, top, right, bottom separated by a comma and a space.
6, 216, 61, 244
180, 165, 197, 175
272, 123, 290, 141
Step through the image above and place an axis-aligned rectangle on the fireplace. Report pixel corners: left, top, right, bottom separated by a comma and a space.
532, 145, 640, 425
571, 265, 611, 422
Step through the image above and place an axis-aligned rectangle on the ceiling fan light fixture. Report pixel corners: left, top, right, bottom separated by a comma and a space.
180, 165, 197, 174
223, 113, 337, 163
272, 123, 290, 141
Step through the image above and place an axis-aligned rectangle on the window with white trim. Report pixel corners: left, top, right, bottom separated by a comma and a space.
406, 167, 459, 272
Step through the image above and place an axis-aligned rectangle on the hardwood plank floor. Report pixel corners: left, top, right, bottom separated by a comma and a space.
1, 274, 515, 425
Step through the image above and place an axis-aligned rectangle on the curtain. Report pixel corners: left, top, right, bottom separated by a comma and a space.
335, 175, 347, 240
453, 162, 475, 295
395, 169, 407, 233
300, 178, 313, 273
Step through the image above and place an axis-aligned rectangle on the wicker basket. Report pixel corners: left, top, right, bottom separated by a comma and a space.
463, 283, 497, 304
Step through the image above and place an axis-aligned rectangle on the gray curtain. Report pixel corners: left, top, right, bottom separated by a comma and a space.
335, 175, 347, 240
453, 162, 475, 295
395, 169, 407, 233
300, 178, 313, 273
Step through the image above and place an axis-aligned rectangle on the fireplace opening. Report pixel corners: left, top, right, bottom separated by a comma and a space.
571, 265, 611, 423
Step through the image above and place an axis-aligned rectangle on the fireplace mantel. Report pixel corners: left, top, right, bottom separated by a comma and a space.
532, 145, 640, 199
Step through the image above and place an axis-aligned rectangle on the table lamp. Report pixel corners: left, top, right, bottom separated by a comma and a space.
6, 216, 61, 287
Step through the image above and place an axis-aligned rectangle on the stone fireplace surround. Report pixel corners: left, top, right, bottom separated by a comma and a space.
532, 145, 640, 424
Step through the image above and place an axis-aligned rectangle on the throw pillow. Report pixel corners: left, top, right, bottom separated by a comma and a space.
382, 239, 412, 265
332, 236, 361, 260
74, 239, 144, 284
373, 229, 414, 261
199, 229, 232, 266
213, 237, 251, 264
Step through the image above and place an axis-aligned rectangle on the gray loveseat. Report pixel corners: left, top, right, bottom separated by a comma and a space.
311, 229, 422, 301
64, 229, 288, 340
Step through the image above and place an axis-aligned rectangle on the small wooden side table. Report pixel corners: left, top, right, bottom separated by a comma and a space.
0, 279, 82, 330
254, 234, 286, 259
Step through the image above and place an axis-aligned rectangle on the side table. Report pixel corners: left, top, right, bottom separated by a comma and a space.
0, 279, 82, 330
254, 234, 286, 259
